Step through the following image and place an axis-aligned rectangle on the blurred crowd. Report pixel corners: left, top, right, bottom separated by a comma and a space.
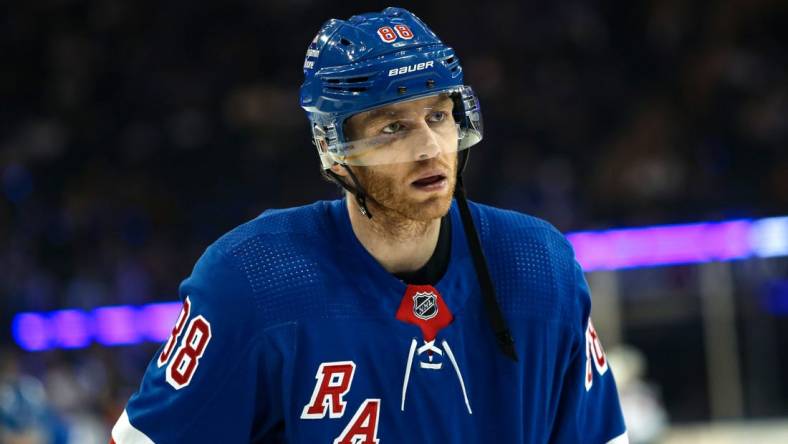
1, 0, 787, 441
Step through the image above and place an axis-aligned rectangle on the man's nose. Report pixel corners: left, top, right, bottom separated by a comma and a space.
412, 124, 442, 161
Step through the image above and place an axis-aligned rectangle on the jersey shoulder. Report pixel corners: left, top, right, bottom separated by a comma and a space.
212, 200, 334, 254
192, 200, 338, 328
470, 201, 575, 263
468, 201, 580, 323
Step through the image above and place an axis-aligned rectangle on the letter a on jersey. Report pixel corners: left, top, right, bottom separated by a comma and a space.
334, 399, 381, 444
301, 361, 356, 419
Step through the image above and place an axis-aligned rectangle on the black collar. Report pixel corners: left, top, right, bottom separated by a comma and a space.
393, 215, 452, 285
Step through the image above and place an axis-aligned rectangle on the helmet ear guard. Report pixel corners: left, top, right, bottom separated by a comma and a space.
310, 122, 339, 170
453, 85, 483, 150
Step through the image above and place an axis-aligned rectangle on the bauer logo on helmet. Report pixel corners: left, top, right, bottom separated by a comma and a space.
388, 61, 434, 77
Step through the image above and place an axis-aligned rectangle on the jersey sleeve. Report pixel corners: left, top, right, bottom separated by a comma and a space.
111, 245, 284, 443
549, 260, 628, 444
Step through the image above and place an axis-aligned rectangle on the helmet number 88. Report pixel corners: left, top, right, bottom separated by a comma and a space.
377, 25, 414, 43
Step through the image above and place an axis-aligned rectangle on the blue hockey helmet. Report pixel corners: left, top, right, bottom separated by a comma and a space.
300, 7, 483, 169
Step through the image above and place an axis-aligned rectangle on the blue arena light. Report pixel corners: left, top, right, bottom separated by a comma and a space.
12, 313, 51, 351
93, 305, 143, 346
750, 217, 788, 258
50, 309, 91, 349
138, 302, 182, 342
10, 215, 788, 351
568, 220, 752, 271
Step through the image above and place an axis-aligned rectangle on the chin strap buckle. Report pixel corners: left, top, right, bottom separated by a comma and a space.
356, 193, 371, 218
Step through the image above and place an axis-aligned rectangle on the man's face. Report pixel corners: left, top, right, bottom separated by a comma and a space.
337, 94, 459, 222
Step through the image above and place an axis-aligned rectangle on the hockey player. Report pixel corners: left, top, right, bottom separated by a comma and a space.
111, 7, 627, 443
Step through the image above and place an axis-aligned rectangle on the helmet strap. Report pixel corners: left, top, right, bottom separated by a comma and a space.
324, 166, 373, 219
453, 155, 518, 362
457, 148, 470, 175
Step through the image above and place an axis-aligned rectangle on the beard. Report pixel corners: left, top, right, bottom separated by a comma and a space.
352, 154, 457, 224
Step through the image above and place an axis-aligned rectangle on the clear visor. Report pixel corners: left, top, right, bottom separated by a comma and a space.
319, 90, 482, 167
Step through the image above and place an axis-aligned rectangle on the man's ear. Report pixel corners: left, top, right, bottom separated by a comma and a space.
330, 163, 348, 177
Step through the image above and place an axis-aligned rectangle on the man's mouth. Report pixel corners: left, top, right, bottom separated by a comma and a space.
411, 174, 448, 190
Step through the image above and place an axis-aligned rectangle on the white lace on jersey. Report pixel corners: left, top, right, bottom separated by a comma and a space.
400, 338, 472, 415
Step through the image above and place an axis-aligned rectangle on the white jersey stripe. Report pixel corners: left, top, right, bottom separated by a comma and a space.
111, 409, 155, 444
606, 431, 629, 444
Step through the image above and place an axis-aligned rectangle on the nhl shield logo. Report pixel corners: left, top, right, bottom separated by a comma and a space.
413, 291, 438, 320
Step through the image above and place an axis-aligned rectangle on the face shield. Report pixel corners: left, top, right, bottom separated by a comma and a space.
312, 86, 483, 168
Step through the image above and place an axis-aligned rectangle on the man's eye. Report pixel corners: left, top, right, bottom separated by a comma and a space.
428, 111, 447, 123
381, 122, 404, 134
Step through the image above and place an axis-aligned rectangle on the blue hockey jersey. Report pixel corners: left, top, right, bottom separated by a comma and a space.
111, 199, 627, 443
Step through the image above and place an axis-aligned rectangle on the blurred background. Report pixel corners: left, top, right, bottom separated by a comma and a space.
1, 0, 787, 442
